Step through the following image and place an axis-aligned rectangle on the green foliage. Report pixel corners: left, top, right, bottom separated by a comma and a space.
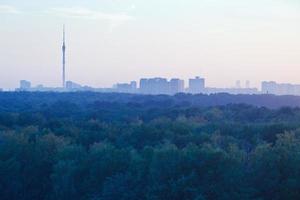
0, 93, 300, 199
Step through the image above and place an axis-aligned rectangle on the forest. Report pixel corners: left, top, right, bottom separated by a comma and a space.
1, 92, 300, 200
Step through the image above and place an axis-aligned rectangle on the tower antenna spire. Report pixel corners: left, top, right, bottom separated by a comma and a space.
62, 24, 66, 88
63, 24, 65, 42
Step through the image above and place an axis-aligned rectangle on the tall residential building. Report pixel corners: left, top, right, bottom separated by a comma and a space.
246, 80, 250, 88
236, 80, 241, 88
20, 80, 31, 91
115, 81, 137, 93
262, 81, 277, 94
170, 78, 185, 94
130, 81, 137, 90
139, 78, 149, 94
189, 76, 205, 94
261, 81, 300, 95
148, 78, 169, 94
140, 78, 180, 94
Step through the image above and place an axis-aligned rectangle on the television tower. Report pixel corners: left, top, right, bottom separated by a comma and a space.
62, 25, 66, 88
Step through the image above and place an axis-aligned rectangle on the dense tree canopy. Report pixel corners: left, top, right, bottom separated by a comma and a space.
1, 92, 300, 200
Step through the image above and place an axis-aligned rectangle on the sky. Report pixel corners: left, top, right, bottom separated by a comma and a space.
0, 0, 300, 89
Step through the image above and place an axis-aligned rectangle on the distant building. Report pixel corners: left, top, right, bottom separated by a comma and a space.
189, 76, 205, 94
36, 84, 44, 89
130, 81, 137, 90
115, 81, 137, 93
264, 82, 274, 95
170, 78, 185, 94
139, 78, 170, 94
139, 79, 149, 94
19, 80, 31, 91
246, 80, 250, 88
148, 78, 169, 94
206, 87, 259, 95
66, 81, 82, 90
235, 80, 241, 88
262, 81, 276, 94
262, 81, 300, 96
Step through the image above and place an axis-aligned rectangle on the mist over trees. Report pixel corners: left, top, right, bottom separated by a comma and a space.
1, 92, 300, 200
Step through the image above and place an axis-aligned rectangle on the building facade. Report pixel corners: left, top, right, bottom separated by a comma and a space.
20, 80, 31, 91
188, 76, 205, 94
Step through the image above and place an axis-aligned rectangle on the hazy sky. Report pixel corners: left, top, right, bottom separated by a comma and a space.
0, 0, 300, 89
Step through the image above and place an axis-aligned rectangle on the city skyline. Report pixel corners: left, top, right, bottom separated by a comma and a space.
1, 0, 300, 89
17, 76, 300, 97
